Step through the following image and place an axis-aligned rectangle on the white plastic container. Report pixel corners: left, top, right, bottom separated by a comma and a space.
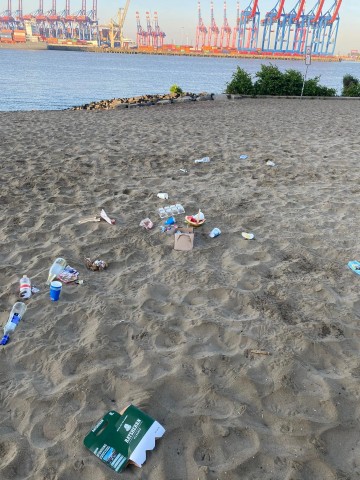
157, 193, 169, 200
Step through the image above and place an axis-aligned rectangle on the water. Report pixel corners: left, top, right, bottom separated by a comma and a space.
0, 49, 359, 111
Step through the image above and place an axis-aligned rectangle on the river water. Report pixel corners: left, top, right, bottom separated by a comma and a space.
0, 49, 359, 111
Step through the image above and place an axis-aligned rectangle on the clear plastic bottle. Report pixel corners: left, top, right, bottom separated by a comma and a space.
194, 157, 210, 164
20, 274, 31, 299
47, 258, 67, 285
1, 302, 27, 345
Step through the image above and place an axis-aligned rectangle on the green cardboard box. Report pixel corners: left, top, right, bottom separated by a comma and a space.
84, 405, 165, 473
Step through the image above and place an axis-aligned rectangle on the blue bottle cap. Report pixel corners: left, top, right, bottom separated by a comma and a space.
0, 335, 10, 345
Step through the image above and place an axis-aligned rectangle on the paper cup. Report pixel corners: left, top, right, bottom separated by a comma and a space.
50, 281, 62, 301
157, 193, 169, 200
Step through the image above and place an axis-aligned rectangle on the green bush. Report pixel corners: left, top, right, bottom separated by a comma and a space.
254, 64, 285, 95
303, 76, 336, 97
225, 67, 254, 95
342, 74, 360, 96
170, 84, 183, 94
252, 64, 335, 96
225, 64, 336, 97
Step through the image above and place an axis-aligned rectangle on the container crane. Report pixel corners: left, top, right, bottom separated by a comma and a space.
313, 0, 342, 55
292, 0, 307, 53
237, 0, 260, 51
195, 0, 207, 50
220, 1, 232, 50
109, 0, 131, 48
261, 0, 285, 51
145, 11, 152, 46
207, 0, 219, 47
232, 1, 240, 49
274, 0, 299, 52
0, 0, 16, 29
135, 11, 146, 47
152, 11, 165, 48
15, 0, 23, 20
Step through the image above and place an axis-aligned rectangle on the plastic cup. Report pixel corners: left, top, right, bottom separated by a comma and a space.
164, 216, 176, 226
50, 281, 62, 301
157, 193, 169, 200
209, 228, 221, 238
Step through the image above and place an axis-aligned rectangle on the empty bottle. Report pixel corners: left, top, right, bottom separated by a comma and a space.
47, 258, 67, 285
1, 302, 27, 345
194, 157, 210, 164
20, 274, 31, 299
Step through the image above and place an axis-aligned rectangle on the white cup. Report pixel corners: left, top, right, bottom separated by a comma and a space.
157, 193, 169, 200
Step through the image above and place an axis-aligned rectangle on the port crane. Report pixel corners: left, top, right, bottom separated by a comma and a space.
220, 1, 232, 49
207, 0, 219, 47
261, 0, 285, 51
109, 0, 130, 48
195, 0, 207, 50
312, 0, 342, 55
231, 1, 240, 49
238, 0, 260, 51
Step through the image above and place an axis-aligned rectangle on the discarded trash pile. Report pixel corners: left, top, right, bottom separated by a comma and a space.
70, 92, 214, 111
4, 148, 359, 477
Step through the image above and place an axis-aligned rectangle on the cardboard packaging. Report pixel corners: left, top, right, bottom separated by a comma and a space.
174, 227, 194, 251
83, 405, 165, 473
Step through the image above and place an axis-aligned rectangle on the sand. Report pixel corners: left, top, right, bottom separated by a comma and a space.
1, 98, 360, 480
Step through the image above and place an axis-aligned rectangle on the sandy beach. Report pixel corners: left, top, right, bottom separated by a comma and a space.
1, 98, 360, 480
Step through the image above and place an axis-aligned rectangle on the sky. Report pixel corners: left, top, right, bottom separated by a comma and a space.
5, 1, 360, 54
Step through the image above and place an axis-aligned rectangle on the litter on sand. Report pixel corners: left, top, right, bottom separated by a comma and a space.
348, 261, 360, 275
209, 228, 221, 238
239, 155, 248, 160
194, 157, 210, 164
100, 209, 116, 225
85, 258, 108, 271
83, 405, 165, 474
185, 209, 205, 227
157, 193, 168, 200
139, 218, 154, 230
179, 168, 188, 173
242, 232, 255, 240
266, 160, 276, 167
57, 266, 80, 283
158, 204, 185, 218
78, 216, 101, 224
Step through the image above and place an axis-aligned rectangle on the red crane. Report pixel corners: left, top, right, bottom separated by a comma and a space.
90, 0, 97, 22
232, 1, 240, 49
275, 0, 286, 20
207, 0, 219, 47
195, 0, 207, 50
35, 0, 46, 21
329, 0, 342, 23
220, 1, 232, 49
152, 11, 165, 48
15, 0, 23, 19
136, 11, 146, 46
294, 0, 306, 22
311, 0, 326, 23
145, 11, 152, 46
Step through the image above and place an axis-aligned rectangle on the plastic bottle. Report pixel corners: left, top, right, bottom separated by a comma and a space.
1, 302, 27, 345
194, 157, 210, 164
47, 258, 67, 285
20, 274, 31, 299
